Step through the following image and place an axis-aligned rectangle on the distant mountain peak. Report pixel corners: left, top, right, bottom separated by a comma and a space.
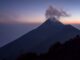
46, 18, 63, 24
42, 18, 64, 28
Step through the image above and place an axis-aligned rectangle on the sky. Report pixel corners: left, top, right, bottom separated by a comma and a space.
0, 0, 80, 47
0, 0, 80, 24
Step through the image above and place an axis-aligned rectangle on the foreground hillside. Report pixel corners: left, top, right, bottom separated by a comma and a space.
17, 35, 80, 60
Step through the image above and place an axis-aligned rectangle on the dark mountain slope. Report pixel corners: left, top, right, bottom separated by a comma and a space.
0, 18, 80, 60
17, 35, 80, 60
32, 25, 80, 53
0, 18, 64, 60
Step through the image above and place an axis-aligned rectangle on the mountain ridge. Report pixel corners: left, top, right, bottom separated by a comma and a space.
0, 18, 80, 60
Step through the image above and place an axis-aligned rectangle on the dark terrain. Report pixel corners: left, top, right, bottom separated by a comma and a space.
0, 18, 80, 60
17, 35, 80, 60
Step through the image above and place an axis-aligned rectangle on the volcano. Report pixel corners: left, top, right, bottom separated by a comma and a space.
0, 18, 80, 60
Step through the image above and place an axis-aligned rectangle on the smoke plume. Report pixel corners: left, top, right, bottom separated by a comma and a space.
45, 5, 70, 20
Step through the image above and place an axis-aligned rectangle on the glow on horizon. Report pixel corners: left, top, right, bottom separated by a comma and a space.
12, 14, 80, 24
60, 19, 80, 24
60, 14, 80, 24
0, 16, 80, 24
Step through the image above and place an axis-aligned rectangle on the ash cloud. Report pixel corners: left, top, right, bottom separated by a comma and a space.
45, 5, 70, 20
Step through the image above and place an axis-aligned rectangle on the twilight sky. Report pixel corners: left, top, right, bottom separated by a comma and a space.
0, 0, 80, 47
0, 0, 80, 24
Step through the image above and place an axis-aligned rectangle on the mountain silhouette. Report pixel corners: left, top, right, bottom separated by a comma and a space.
0, 18, 80, 60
